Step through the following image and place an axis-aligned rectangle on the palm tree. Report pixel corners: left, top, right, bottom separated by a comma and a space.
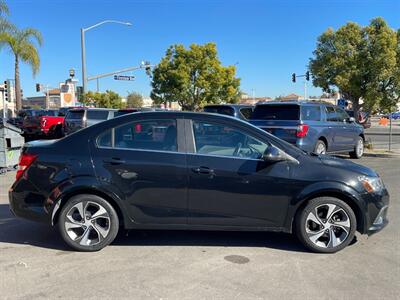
0, 27, 42, 110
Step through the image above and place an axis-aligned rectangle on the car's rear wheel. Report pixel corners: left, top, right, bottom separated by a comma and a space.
314, 140, 327, 155
349, 137, 364, 159
295, 197, 356, 253
58, 194, 119, 251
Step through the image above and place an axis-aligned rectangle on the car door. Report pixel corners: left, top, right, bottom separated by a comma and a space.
324, 106, 343, 151
186, 117, 292, 228
334, 107, 357, 150
91, 116, 188, 225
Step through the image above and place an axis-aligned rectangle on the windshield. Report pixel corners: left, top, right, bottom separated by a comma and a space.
251, 104, 300, 120
66, 110, 85, 120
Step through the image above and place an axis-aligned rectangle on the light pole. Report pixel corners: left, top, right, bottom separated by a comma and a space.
81, 20, 132, 94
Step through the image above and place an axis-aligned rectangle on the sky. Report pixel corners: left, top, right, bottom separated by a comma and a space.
1, 0, 399, 99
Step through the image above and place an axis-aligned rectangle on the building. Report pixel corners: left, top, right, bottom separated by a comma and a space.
240, 96, 273, 105
25, 89, 61, 109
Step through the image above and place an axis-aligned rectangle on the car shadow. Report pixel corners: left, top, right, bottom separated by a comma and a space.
0, 204, 353, 253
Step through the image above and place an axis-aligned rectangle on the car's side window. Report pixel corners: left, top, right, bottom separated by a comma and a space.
97, 119, 177, 152
335, 107, 349, 122
301, 106, 321, 121
192, 120, 269, 159
240, 108, 253, 120
325, 106, 338, 122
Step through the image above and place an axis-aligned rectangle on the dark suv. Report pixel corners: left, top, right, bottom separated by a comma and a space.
249, 101, 365, 158
203, 104, 253, 120
64, 108, 116, 135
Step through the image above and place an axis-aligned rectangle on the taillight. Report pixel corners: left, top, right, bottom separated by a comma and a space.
296, 124, 309, 138
16, 153, 38, 181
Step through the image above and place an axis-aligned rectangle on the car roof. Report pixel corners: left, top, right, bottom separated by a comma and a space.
69, 107, 117, 111
204, 104, 253, 108
255, 100, 334, 106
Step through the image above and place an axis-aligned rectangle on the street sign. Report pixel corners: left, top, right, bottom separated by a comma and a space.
337, 99, 348, 108
114, 75, 135, 81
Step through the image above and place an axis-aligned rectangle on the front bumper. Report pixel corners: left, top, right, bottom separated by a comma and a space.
363, 188, 390, 235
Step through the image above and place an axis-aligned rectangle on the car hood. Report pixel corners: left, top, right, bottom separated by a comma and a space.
318, 155, 377, 177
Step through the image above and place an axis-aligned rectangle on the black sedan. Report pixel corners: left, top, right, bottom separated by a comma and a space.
9, 112, 389, 253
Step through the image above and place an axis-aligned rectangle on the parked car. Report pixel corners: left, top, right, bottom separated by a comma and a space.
203, 104, 254, 120
21, 109, 59, 138
63, 108, 116, 135
346, 110, 371, 129
9, 111, 388, 253
384, 112, 400, 120
249, 101, 365, 158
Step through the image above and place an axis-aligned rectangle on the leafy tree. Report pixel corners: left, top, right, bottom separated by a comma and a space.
126, 91, 144, 108
309, 18, 399, 117
150, 42, 241, 111
82, 90, 123, 109
0, 26, 42, 111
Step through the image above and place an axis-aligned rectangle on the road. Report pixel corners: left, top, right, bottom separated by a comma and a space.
365, 119, 400, 151
0, 156, 399, 299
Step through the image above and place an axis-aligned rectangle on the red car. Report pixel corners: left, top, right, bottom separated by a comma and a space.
22, 109, 65, 139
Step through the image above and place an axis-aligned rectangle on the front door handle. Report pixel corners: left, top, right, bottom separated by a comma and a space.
103, 158, 126, 165
192, 166, 215, 175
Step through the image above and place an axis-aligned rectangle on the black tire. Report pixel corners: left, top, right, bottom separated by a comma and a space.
295, 197, 356, 253
349, 136, 364, 159
58, 194, 119, 251
314, 139, 327, 155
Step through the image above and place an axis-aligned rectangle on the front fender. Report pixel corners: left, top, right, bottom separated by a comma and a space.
283, 181, 367, 233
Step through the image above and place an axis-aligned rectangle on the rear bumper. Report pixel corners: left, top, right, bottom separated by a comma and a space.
8, 182, 51, 224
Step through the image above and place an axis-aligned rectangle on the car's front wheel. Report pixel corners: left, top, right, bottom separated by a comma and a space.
295, 197, 356, 253
58, 194, 119, 251
349, 137, 364, 159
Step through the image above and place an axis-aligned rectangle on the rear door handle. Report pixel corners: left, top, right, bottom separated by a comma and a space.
103, 158, 126, 165
192, 166, 215, 175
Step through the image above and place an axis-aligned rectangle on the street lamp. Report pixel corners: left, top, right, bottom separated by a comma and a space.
81, 20, 132, 94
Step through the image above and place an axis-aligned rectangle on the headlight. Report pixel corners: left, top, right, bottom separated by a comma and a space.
358, 175, 384, 193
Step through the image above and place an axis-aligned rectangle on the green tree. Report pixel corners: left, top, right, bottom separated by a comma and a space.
126, 91, 144, 108
150, 42, 241, 111
0, 26, 42, 111
309, 18, 399, 117
82, 90, 123, 109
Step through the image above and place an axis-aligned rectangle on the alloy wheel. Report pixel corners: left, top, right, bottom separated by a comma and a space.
65, 201, 111, 246
356, 139, 364, 157
305, 204, 351, 249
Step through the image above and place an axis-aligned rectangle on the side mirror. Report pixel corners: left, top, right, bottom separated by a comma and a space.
263, 146, 286, 162
348, 117, 356, 123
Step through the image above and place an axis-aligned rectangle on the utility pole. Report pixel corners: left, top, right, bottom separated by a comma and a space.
81, 28, 87, 94
304, 81, 307, 100
45, 85, 50, 109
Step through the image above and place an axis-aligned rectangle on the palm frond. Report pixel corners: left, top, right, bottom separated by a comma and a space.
0, 0, 9, 16
19, 27, 43, 46
20, 42, 40, 75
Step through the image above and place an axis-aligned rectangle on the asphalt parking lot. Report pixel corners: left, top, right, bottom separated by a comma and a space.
0, 156, 399, 299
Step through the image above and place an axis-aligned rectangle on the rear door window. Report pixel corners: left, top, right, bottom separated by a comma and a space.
97, 119, 177, 152
301, 106, 321, 121
87, 110, 109, 120
251, 105, 300, 120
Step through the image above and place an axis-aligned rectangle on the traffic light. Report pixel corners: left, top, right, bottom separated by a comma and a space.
291, 73, 296, 83
305, 71, 310, 81
4, 80, 8, 101
144, 61, 152, 77
76, 86, 83, 101
36, 83, 41, 92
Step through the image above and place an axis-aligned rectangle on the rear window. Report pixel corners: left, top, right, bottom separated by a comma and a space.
251, 104, 299, 120
204, 106, 235, 117
240, 107, 253, 119
87, 110, 109, 120
301, 106, 321, 121
66, 110, 84, 120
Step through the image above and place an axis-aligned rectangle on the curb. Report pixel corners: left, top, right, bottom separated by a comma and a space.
364, 150, 400, 158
